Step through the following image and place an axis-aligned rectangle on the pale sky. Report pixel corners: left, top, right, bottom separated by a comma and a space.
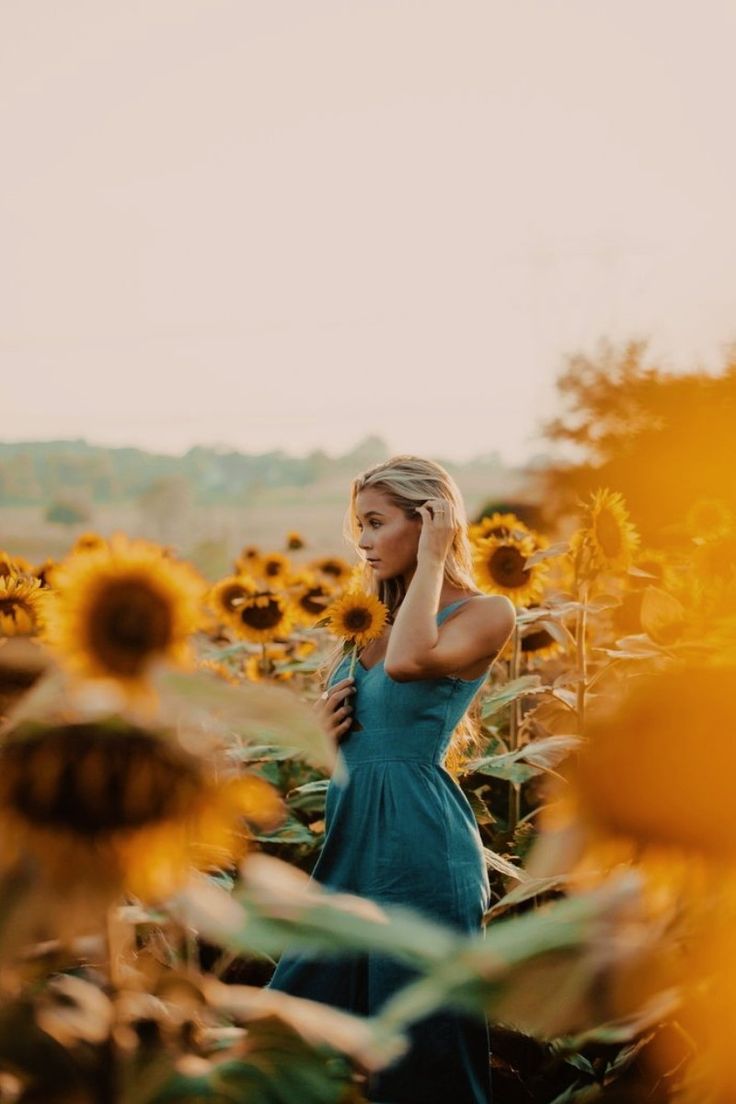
2, 1, 735, 465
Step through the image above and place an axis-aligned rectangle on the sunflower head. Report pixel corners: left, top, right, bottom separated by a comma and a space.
472, 534, 549, 608
235, 546, 263, 576
288, 572, 336, 628
575, 488, 640, 576
230, 588, 293, 644
0, 552, 34, 579
326, 590, 388, 648
72, 532, 107, 555
0, 575, 46, 638
256, 552, 292, 585
468, 512, 531, 544
310, 556, 353, 587
0, 716, 284, 902
286, 531, 305, 550
206, 574, 259, 620
42, 534, 206, 689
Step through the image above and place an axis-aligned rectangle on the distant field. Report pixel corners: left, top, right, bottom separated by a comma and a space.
0, 467, 531, 580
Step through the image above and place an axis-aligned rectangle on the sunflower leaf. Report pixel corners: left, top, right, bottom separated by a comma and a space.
154, 668, 335, 771
523, 541, 570, 567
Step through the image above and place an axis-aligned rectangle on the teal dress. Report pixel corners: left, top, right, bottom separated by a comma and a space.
265, 598, 493, 1103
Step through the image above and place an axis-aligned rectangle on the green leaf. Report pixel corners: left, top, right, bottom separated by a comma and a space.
154, 667, 334, 771
486, 874, 570, 919
480, 675, 545, 721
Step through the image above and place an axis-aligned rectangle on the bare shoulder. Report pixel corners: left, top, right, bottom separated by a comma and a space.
450, 593, 516, 642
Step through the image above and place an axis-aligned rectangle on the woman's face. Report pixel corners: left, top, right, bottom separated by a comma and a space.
354, 487, 422, 582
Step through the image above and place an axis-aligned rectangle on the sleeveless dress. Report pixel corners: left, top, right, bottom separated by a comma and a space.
265, 597, 493, 1104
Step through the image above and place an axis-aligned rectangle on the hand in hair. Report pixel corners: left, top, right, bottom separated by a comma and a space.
414, 498, 456, 566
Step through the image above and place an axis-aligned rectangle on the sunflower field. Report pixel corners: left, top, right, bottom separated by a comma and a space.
0, 479, 734, 1104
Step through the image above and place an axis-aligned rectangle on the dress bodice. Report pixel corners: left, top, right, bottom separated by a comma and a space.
328, 597, 487, 770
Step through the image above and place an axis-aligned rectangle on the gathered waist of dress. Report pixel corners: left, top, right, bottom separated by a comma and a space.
338, 727, 450, 766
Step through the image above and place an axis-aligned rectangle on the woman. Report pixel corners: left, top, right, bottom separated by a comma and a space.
266, 455, 516, 1104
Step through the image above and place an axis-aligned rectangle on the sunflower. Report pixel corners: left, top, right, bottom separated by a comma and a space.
472, 534, 549, 608
41, 534, 206, 691
229, 588, 293, 644
286, 531, 305, 550
256, 551, 292, 585
325, 590, 388, 649
310, 556, 354, 588
685, 497, 734, 541
288, 572, 336, 628
574, 488, 640, 575
72, 532, 107, 555
0, 717, 284, 904
0, 552, 34, 579
518, 607, 562, 664
468, 512, 531, 543
33, 558, 57, 588
235, 546, 263, 576
206, 574, 259, 621
0, 575, 46, 638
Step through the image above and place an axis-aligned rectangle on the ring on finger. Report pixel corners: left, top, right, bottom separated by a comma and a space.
320, 690, 329, 700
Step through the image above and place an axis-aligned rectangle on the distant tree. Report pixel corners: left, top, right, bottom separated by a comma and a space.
45, 497, 92, 526
535, 338, 736, 545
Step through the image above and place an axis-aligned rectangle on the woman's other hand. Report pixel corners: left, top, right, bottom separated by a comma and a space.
315, 676, 355, 745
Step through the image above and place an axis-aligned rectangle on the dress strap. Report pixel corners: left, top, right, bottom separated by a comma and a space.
436, 596, 480, 623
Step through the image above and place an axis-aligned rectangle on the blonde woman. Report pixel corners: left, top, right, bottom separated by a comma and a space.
266, 455, 515, 1104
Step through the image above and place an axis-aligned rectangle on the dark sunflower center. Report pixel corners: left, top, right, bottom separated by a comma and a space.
89, 579, 173, 677
489, 546, 529, 589
240, 599, 283, 630
344, 607, 372, 633
264, 560, 282, 577
320, 561, 343, 578
0, 597, 31, 621
595, 509, 623, 558
521, 628, 554, 653
0, 724, 201, 836
300, 587, 329, 615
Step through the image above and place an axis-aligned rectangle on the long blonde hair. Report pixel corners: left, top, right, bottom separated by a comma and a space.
318, 455, 487, 775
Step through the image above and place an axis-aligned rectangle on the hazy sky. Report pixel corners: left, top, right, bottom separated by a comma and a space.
2, 1, 735, 464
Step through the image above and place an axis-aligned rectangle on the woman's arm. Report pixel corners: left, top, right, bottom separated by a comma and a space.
386, 578, 515, 681
384, 500, 516, 681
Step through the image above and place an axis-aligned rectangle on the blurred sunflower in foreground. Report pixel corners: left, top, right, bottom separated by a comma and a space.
528, 657, 736, 1103
41, 534, 206, 696
0, 715, 285, 917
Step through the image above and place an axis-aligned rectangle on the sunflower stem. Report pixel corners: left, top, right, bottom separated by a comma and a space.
508, 622, 521, 835
575, 579, 589, 734
260, 642, 268, 677
347, 643, 358, 679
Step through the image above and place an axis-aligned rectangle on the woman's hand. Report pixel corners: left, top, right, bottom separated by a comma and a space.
314, 676, 355, 745
415, 498, 456, 566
